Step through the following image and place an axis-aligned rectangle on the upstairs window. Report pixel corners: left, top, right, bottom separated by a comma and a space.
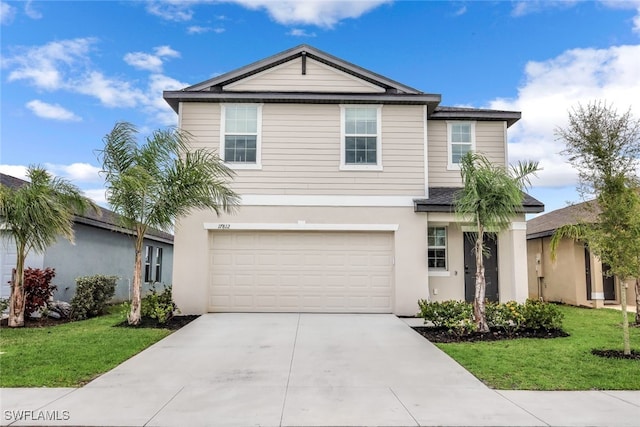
447, 121, 475, 169
221, 104, 262, 168
427, 227, 447, 270
341, 105, 382, 170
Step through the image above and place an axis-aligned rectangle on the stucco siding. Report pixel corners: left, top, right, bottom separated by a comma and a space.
224, 57, 385, 93
172, 206, 430, 316
428, 120, 507, 187
43, 224, 174, 303
180, 103, 426, 196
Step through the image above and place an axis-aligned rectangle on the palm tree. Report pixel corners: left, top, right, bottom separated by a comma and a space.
455, 152, 540, 332
0, 167, 97, 327
98, 122, 239, 325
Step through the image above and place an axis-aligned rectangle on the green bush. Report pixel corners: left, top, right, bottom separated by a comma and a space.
486, 300, 524, 332
0, 298, 8, 312
520, 299, 564, 330
141, 284, 178, 324
418, 299, 563, 334
71, 275, 118, 320
417, 299, 476, 334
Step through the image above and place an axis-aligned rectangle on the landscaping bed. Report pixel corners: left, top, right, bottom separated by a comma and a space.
413, 326, 568, 343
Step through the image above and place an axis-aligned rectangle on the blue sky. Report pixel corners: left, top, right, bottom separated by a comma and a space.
2, 0, 639, 214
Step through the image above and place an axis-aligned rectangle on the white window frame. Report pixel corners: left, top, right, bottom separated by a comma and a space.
340, 104, 383, 171
427, 226, 448, 272
447, 121, 476, 170
220, 103, 263, 170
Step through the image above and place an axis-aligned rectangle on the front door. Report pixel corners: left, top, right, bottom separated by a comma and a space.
602, 264, 616, 300
585, 247, 592, 300
464, 232, 499, 303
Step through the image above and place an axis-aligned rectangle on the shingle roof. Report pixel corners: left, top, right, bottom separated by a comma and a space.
526, 200, 598, 239
430, 106, 521, 127
414, 187, 544, 213
0, 173, 173, 244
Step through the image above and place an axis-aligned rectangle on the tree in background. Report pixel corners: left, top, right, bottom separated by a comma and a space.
98, 122, 239, 325
0, 167, 96, 327
455, 152, 540, 332
553, 101, 640, 354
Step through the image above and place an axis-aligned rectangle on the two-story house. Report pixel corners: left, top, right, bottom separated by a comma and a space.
163, 45, 543, 316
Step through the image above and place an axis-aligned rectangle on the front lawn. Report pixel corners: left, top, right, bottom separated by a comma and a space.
0, 310, 172, 387
434, 305, 640, 390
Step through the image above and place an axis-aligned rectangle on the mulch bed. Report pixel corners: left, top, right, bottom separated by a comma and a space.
114, 315, 200, 330
412, 326, 569, 343
591, 349, 640, 360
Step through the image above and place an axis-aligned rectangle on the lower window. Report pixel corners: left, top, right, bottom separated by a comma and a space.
428, 227, 447, 270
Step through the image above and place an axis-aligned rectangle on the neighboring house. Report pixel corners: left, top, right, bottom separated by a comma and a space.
163, 45, 543, 316
0, 173, 174, 303
526, 202, 636, 308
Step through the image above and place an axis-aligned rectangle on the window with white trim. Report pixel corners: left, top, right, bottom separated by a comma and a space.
144, 245, 153, 283
340, 105, 382, 170
447, 121, 475, 169
154, 247, 163, 282
427, 227, 447, 270
221, 104, 262, 168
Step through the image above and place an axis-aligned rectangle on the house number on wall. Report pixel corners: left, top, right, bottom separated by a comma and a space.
217, 224, 231, 229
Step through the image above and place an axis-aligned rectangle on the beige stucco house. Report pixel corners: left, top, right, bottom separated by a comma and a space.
163, 45, 543, 316
526, 202, 636, 308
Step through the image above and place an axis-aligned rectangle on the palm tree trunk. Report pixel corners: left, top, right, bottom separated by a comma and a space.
128, 235, 143, 325
8, 247, 26, 327
474, 226, 489, 333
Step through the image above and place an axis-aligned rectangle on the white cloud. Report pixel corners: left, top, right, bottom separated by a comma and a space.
44, 163, 102, 183
187, 25, 225, 34
0, 1, 16, 24
124, 45, 180, 72
4, 38, 95, 90
0, 165, 28, 180
511, 1, 578, 17
124, 52, 164, 72
74, 71, 147, 108
82, 188, 108, 206
287, 28, 317, 37
233, 0, 391, 28
26, 100, 81, 121
146, 0, 194, 21
489, 44, 640, 189
24, 0, 42, 19
144, 74, 189, 125
453, 5, 467, 16
145, 0, 389, 28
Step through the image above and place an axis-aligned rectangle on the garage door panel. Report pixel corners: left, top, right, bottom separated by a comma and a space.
209, 231, 394, 313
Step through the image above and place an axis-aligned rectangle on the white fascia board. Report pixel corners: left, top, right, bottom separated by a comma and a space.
204, 222, 399, 231
239, 194, 416, 207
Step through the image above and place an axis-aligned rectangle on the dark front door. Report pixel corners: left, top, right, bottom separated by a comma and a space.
602, 264, 616, 300
585, 247, 592, 300
464, 232, 499, 303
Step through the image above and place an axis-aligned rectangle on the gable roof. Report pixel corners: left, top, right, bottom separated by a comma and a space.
414, 187, 544, 214
0, 173, 173, 244
526, 200, 599, 240
163, 44, 521, 127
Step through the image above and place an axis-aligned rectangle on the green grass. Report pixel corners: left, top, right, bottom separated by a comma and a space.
0, 310, 172, 387
436, 305, 640, 390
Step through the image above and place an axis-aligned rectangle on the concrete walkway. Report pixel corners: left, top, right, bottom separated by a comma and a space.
1, 313, 638, 427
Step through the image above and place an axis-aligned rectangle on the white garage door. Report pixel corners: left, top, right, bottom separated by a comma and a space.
209, 231, 394, 313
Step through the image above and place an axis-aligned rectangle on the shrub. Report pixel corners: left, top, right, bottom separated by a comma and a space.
486, 300, 524, 332
71, 275, 118, 320
417, 300, 476, 334
0, 298, 9, 312
520, 299, 564, 330
24, 267, 57, 316
141, 284, 178, 324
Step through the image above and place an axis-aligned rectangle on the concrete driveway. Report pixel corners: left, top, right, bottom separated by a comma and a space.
2, 314, 639, 426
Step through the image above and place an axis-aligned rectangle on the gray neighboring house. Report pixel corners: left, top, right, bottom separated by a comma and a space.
0, 173, 174, 303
